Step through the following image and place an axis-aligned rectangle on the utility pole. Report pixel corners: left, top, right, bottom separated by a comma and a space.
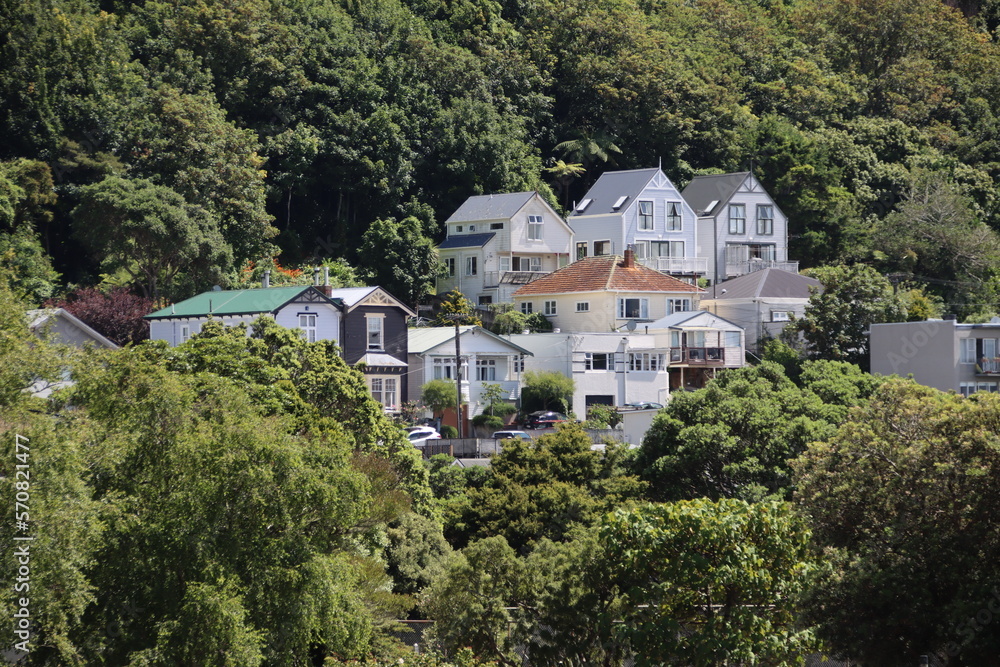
454, 318, 463, 439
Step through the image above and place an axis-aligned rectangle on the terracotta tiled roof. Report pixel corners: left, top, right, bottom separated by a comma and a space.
513, 255, 702, 296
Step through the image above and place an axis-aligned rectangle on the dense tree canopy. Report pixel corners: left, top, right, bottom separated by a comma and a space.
3, 0, 1000, 309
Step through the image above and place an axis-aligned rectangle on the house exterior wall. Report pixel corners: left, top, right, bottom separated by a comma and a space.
149, 315, 259, 347
700, 297, 807, 352
274, 302, 342, 344
870, 320, 960, 391
514, 291, 698, 333
570, 213, 625, 259
510, 333, 671, 416
340, 306, 407, 365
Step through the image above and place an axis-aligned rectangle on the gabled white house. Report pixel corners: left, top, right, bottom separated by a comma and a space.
436, 191, 574, 305
407, 325, 533, 424
28, 308, 118, 349
681, 172, 797, 284
699, 268, 821, 352
509, 331, 672, 416
569, 167, 705, 278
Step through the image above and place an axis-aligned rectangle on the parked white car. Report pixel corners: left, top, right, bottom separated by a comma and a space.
406, 426, 442, 446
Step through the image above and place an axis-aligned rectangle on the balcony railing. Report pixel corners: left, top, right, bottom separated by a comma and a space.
669, 347, 726, 365
726, 259, 799, 277
638, 256, 709, 275
483, 270, 550, 288
976, 359, 1000, 375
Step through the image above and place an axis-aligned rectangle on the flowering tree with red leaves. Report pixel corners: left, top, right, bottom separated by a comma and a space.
46, 287, 153, 346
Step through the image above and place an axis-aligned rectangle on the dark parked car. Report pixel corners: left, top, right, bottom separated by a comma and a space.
623, 401, 664, 410
523, 411, 569, 429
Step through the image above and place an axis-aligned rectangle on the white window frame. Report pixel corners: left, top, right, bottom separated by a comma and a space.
366, 315, 383, 350
299, 313, 317, 343
667, 298, 691, 315
491, 222, 504, 230
638, 201, 654, 231
756, 204, 774, 235
369, 376, 398, 408
666, 202, 682, 231
634, 241, 649, 260
618, 297, 649, 320
500, 256, 510, 272
433, 357, 456, 380
771, 310, 791, 322
594, 240, 612, 256
520, 302, 533, 314
628, 352, 665, 372
584, 352, 614, 371
576, 302, 590, 313
456, 225, 463, 233
476, 358, 497, 381
466, 256, 478, 276
576, 242, 588, 260
445, 257, 456, 277
652, 241, 684, 258
729, 204, 746, 234
527, 215, 543, 241
544, 300, 557, 316
961, 338, 976, 364
725, 331, 741, 347
180, 324, 191, 344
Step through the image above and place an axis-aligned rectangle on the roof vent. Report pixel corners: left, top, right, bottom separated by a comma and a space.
612, 195, 628, 210
575, 199, 593, 213
705, 200, 719, 214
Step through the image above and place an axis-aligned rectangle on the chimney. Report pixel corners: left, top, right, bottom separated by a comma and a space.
623, 247, 635, 268
262, 269, 270, 289
320, 266, 333, 296
313, 267, 321, 285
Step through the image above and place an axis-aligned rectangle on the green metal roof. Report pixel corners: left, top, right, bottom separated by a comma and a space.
145, 286, 329, 320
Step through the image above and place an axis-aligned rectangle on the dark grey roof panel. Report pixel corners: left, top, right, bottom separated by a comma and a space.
570, 168, 659, 217
446, 192, 535, 223
704, 268, 821, 300
439, 232, 496, 249
681, 172, 750, 216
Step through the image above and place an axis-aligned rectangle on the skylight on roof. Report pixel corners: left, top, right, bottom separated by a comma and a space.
612, 195, 629, 210
575, 199, 593, 213
705, 200, 719, 214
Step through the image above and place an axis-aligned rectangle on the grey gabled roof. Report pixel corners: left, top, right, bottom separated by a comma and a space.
645, 310, 744, 331
702, 268, 821, 300
446, 192, 536, 223
570, 168, 660, 217
439, 232, 496, 249
681, 172, 750, 216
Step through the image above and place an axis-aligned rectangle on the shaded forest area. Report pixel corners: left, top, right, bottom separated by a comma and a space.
4, 0, 1000, 312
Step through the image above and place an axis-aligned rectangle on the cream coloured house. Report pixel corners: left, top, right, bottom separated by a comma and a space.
511, 250, 703, 333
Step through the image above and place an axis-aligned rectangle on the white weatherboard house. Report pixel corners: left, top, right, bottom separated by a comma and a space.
146, 285, 344, 347
699, 268, 821, 352
436, 191, 574, 305
509, 332, 672, 416
681, 172, 797, 284
569, 167, 705, 278
407, 325, 533, 417
28, 308, 118, 349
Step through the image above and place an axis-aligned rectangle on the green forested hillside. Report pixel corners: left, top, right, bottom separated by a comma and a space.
3, 0, 1000, 308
